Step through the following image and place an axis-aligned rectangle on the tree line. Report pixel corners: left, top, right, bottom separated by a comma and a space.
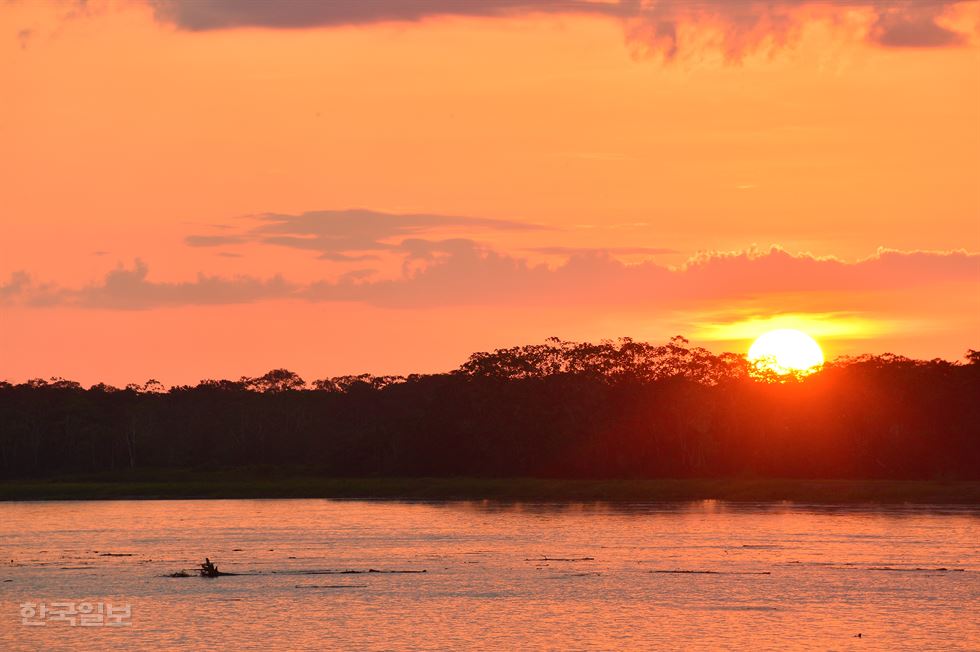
1, 337, 977, 480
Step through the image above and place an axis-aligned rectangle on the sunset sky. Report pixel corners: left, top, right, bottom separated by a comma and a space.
1, 0, 978, 386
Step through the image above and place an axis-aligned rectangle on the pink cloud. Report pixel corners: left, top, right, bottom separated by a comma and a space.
3, 246, 976, 313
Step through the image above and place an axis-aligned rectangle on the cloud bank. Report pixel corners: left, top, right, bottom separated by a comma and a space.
3, 246, 976, 312
148, 1, 978, 59
4, 260, 294, 310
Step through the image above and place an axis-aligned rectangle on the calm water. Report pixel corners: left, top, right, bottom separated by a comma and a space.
1, 499, 978, 651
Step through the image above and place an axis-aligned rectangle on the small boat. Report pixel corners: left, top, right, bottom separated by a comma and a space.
200, 557, 221, 577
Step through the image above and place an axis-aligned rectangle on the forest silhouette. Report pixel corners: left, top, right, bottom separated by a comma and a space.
1, 337, 977, 480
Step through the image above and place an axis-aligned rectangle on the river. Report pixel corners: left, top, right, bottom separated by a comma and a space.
1, 499, 978, 650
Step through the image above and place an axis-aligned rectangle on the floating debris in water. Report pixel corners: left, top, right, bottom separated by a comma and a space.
272, 568, 427, 575
295, 584, 367, 589
652, 570, 771, 575
525, 557, 594, 562
865, 567, 965, 572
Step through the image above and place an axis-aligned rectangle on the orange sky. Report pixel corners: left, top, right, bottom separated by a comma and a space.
1, 0, 978, 386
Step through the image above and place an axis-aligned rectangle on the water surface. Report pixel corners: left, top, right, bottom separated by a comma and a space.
1, 499, 978, 650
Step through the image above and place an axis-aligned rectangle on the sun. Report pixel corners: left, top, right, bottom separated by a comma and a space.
748, 329, 825, 375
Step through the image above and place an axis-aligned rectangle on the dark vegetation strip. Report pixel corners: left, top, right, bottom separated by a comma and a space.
2, 338, 978, 483
2, 475, 979, 504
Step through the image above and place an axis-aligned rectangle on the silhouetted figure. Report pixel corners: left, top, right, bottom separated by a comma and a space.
200, 557, 219, 577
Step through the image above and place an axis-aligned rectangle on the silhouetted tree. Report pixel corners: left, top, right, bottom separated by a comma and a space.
246, 369, 306, 393
0, 340, 976, 480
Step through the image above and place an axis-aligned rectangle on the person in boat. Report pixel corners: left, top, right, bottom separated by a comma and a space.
200, 557, 219, 577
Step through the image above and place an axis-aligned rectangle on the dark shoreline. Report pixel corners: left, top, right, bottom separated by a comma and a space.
1, 475, 978, 504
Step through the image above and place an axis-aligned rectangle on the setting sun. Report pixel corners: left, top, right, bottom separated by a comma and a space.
2, 2, 979, 650
748, 329, 825, 375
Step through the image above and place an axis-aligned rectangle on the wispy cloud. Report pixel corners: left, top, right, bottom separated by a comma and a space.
529, 246, 676, 256
185, 235, 247, 247
691, 311, 892, 342
185, 208, 547, 262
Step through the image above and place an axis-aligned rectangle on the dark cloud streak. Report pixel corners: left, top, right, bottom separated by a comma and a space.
149, 0, 620, 30
148, 1, 976, 55
186, 208, 547, 260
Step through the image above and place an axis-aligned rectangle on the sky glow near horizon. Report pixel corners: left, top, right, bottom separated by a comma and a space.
1, 0, 978, 385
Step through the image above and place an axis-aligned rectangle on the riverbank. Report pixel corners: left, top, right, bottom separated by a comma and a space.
1, 473, 978, 503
